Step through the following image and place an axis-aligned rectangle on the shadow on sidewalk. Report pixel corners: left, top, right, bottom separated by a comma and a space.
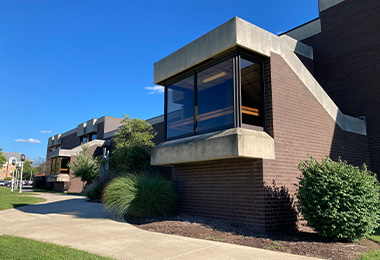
13, 197, 112, 220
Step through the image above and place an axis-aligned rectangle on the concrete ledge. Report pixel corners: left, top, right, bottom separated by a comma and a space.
319, 0, 346, 12
47, 174, 69, 183
151, 128, 275, 166
284, 19, 321, 41
48, 140, 107, 159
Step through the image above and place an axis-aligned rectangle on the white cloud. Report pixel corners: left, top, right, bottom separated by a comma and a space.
40, 130, 52, 134
14, 138, 41, 144
145, 86, 164, 95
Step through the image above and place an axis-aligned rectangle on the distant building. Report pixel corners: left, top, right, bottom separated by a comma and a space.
45, 115, 164, 193
0, 152, 33, 180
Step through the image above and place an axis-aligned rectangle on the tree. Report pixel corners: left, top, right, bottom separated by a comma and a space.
0, 147, 6, 165
68, 145, 100, 183
22, 161, 37, 180
35, 157, 50, 175
110, 115, 156, 174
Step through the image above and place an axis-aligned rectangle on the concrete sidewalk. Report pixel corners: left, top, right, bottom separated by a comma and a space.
0, 192, 321, 260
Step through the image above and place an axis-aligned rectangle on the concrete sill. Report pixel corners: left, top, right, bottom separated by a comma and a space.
151, 128, 275, 166
47, 174, 69, 183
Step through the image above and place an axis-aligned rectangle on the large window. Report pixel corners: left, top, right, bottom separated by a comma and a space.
166, 76, 194, 139
241, 58, 262, 127
197, 59, 234, 132
164, 51, 264, 140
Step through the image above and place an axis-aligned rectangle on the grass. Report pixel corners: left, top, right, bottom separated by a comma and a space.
369, 228, 380, 243
0, 235, 115, 260
0, 187, 46, 210
358, 250, 380, 260
358, 228, 380, 259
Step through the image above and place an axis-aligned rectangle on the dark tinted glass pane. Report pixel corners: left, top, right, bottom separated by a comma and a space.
197, 59, 233, 132
166, 76, 194, 138
241, 58, 262, 126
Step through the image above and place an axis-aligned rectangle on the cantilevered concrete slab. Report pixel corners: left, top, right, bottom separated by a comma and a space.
48, 139, 108, 159
153, 17, 366, 136
151, 128, 275, 166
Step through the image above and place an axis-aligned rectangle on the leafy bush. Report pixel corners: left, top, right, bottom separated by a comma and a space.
85, 176, 109, 201
110, 116, 156, 174
68, 145, 100, 183
103, 173, 176, 218
296, 156, 380, 241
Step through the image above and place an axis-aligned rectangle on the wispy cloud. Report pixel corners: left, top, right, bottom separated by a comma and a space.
40, 130, 52, 134
145, 86, 164, 95
14, 138, 41, 144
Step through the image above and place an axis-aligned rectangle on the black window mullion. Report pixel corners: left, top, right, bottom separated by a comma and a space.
164, 84, 168, 141
233, 53, 242, 128
194, 72, 197, 134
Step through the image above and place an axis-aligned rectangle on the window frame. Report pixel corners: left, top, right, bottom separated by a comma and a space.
163, 48, 265, 141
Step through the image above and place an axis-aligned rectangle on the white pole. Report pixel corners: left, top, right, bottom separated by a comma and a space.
19, 162, 23, 193
14, 169, 18, 190
11, 170, 14, 192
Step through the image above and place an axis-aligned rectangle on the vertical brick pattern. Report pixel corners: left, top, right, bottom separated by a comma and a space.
172, 159, 268, 230
302, 0, 380, 175
262, 53, 369, 230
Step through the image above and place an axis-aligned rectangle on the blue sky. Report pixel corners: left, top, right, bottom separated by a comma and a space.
0, 0, 319, 161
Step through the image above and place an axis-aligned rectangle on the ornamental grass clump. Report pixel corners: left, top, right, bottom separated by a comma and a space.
103, 173, 177, 218
296, 156, 380, 242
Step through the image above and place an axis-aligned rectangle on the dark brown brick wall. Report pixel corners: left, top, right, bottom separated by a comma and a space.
302, 0, 380, 174
171, 53, 369, 231
152, 122, 165, 145
172, 158, 267, 229
262, 53, 369, 230
61, 133, 80, 149
97, 122, 105, 139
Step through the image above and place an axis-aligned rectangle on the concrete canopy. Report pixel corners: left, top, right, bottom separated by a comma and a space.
151, 128, 275, 166
153, 17, 366, 136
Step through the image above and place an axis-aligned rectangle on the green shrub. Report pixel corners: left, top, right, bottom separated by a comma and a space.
103, 173, 177, 218
68, 145, 101, 183
85, 176, 109, 201
110, 116, 156, 174
296, 156, 380, 242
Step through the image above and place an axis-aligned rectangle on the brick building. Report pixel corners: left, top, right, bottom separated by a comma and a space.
151, 0, 378, 231
46, 115, 164, 193
1, 152, 33, 180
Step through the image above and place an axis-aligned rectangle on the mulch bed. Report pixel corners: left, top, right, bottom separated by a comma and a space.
126, 214, 380, 260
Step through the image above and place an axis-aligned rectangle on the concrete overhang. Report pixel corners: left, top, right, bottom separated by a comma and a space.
151, 128, 275, 166
48, 140, 108, 159
153, 17, 313, 85
47, 174, 69, 183
153, 17, 366, 136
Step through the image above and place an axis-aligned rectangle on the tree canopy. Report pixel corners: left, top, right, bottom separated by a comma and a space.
0, 147, 6, 165
68, 145, 100, 183
110, 115, 156, 174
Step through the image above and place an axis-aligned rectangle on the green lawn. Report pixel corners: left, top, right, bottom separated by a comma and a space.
359, 250, 380, 260
359, 228, 380, 259
369, 228, 380, 243
0, 187, 46, 210
0, 235, 115, 260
